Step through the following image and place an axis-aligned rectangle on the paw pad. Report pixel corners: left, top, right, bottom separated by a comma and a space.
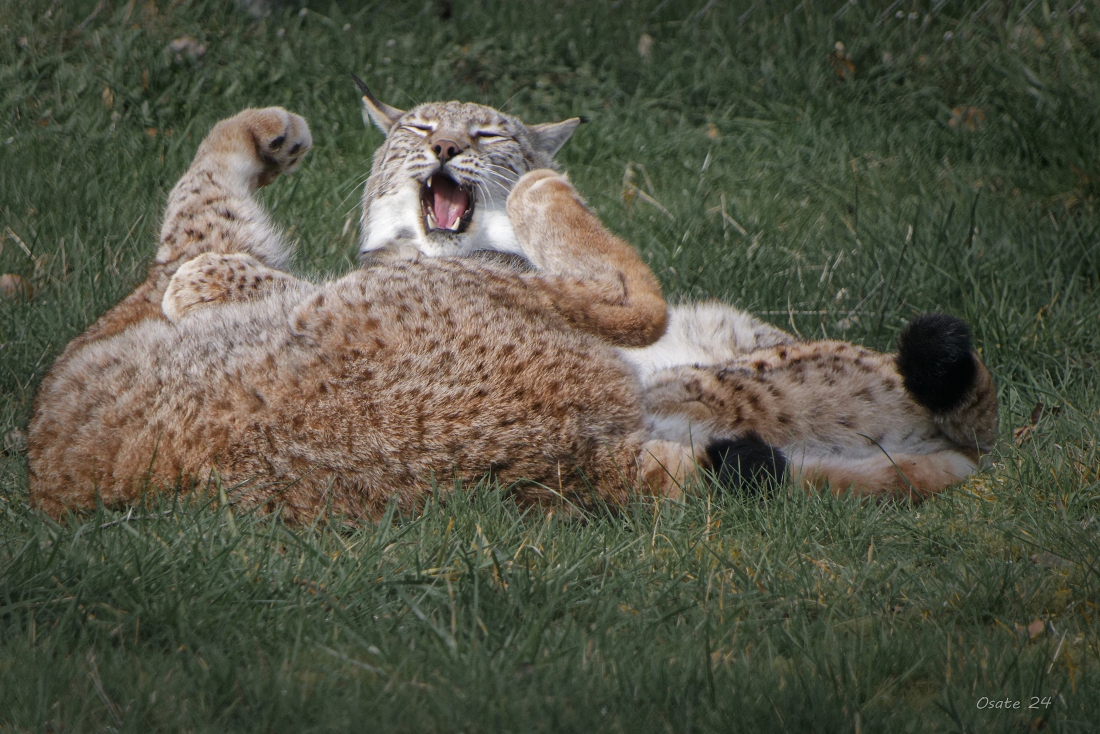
244, 108, 313, 178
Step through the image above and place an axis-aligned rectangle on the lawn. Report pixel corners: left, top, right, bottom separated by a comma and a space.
1, 0, 1099, 731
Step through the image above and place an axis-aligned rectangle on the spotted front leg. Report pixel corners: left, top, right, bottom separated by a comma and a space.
157, 107, 313, 269
162, 252, 304, 323
507, 170, 668, 347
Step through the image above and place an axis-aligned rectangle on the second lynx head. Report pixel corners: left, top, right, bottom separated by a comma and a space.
355, 77, 579, 261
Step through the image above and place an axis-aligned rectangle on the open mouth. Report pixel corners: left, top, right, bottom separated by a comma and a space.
420, 172, 473, 234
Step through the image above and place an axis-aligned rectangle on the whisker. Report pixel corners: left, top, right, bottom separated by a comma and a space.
481, 168, 519, 189
474, 181, 492, 206
486, 162, 521, 179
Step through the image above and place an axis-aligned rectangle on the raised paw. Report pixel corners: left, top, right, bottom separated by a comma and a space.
505, 169, 590, 262
507, 169, 579, 221
162, 252, 299, 323
197, 107, 313, 189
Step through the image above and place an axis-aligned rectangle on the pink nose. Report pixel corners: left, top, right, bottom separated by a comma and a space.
432, 139, 463, 163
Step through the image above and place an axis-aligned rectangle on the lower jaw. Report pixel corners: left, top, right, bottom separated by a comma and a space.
423, 216, 471, 236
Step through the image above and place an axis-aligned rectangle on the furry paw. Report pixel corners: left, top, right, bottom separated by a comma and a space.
247, 107, 312, 181
507, 169, 577, 218
637, 440, 702, 500
163, 252, 296, 322
199, 107, 313, 189
505, 169, 589, 263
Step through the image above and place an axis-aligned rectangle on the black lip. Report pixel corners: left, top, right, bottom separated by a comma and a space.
420, 172, 474, 235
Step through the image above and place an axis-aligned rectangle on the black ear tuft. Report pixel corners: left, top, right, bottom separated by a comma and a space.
706, 433, 787, 495
896, 313, 978, 413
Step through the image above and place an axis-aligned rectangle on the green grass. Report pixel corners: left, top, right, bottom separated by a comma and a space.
2, 0, 1099, 730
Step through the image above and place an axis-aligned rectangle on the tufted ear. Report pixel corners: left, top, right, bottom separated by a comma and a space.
352, 74, 405, 135
527, 117, 582, 158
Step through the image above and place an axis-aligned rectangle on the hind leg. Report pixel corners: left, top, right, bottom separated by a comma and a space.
642, 342, 936, 454
643, 314, 998, 498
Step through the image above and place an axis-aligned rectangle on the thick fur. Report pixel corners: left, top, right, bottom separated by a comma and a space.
27, 109, 692, 521
345, 87, 1000, 502
355, 88, 1004, 500
28, 94, 1000, 513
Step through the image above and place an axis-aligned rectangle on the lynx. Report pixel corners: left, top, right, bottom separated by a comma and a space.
27, 92, 998, 518
27, 108, 700, 520
348, 83, 1000, 499
353, 75, 579, 262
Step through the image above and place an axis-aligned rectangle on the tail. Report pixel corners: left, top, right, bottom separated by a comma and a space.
705, 433, 787, 494
895, 313, 998, 452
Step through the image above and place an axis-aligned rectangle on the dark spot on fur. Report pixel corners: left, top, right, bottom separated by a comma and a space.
896, 313, 977, 413
745, 392, 762, 412
706, 433, 787, 495
269, 134, 286, 150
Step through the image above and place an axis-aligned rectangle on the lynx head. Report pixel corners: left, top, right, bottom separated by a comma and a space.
354, 77, 580, 262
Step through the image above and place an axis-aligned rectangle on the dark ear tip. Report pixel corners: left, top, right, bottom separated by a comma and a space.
576, 116, 589, 124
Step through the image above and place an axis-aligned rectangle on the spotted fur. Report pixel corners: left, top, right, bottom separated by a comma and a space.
633, 306, 999, 500
27, 108, 692, 521
348, 89, 1001, 502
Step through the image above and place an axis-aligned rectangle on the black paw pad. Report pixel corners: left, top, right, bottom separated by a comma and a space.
896, 313, 977, 413
706, 433, 787, 495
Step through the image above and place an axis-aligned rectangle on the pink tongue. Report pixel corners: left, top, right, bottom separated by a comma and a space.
432, 176, 469, 230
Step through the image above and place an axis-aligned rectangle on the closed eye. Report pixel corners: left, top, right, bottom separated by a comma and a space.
474, 131, 509, 142
402, 123, 433, 137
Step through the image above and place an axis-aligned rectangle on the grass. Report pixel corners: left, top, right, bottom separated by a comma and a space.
1, 0, 1099, 730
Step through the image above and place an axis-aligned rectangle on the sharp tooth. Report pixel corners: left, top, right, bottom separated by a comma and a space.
426, 178, 432, 189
